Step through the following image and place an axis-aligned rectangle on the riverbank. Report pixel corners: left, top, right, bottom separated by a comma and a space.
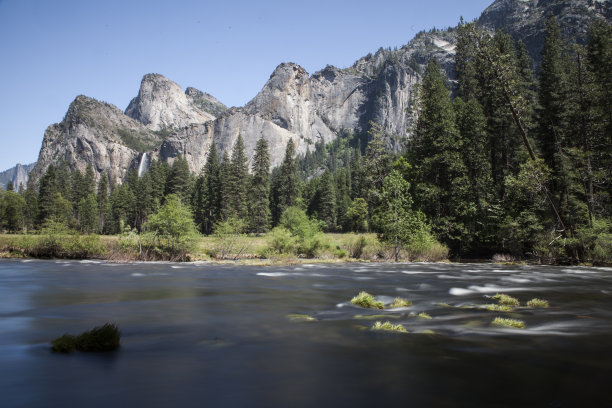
0, 232, 450, 265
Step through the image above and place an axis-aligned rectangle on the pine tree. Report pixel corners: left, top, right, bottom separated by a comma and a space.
38, 165, 58, 225
78, 194, 99, 233
201, 142, 221, 234
2, 190, 26, 232
318, 170, 337, 231
165, 156, 192, 201
270, 139, 299, 225
409, 59, 470, 251
97, 172, 110, 231
229, 135, 248, 220
249, 137, 271, 234
6, 181, 14, 191
218, 151, 232, 222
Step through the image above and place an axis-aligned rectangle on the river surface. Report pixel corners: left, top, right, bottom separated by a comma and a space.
1, 260, 611, 407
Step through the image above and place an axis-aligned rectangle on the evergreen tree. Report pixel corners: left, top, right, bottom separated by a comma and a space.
270, 139, 299, 225
229, 135, 248, 220
249, 137, 271, 234
165, 156, 192, 201
6, 181, 14, 191
409, 59, 470, 251
97, 172, 110, 231
23, 175, 38, 231
55, 160, 71, 200
201, 142, 221, 234
78, 194, 99, 233
38, 165, 57, 225
318, 170, 337, 231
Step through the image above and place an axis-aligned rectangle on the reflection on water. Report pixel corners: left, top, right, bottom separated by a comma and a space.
1, 260, 611, 407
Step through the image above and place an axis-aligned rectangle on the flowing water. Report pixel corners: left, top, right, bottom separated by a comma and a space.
1, 260, 611, 407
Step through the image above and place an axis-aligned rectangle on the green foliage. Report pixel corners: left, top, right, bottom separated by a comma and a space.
270, 139, 300, 225
213, 217, 251, 260
351, 291, 384, 309
526, 298, 549, 308
492, 293, 520, 307
52, 323, 120, 353
272, 206, 330, 257
491, 317, 525, 329
371, 321, 407, 333
265, 226, 298, 255
249, 137, 271, 234
389, 297, 412, 308
144, 194, 198, 259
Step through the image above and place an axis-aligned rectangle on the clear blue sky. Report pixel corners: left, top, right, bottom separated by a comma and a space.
0, 0, 493, 171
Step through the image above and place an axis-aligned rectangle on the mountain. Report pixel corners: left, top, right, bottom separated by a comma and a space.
0, 163, 34, 190
28, 0, 611, 183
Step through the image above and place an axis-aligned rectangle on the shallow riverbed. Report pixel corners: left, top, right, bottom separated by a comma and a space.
1, 260, 611, 407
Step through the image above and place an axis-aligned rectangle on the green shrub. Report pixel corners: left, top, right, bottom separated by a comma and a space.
265, 227, 297, 255
526, 298, 549, 308
491, 317, 525, 329
371, 321, 408, 333
417, 312, 432, 319
51, 323, 120, 352
492, 293, 520, 306
388, 297, 412, 308
351, 291, 384, 309
213, 217, 251, 260
343, 234, 381, 260
481, 304, 514, 312
51, 334, 77, 353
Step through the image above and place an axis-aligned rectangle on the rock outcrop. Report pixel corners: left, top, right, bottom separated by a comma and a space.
0, 163, 34, 190
125, 74, 219, 131
32, 95, 156, 183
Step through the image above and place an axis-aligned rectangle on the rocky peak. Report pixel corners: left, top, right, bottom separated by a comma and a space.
185, 86, 228, 117
125, 73, 216, 131
478, 0, 612, 64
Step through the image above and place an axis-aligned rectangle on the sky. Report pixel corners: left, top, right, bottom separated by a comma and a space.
0, 0, 493, 171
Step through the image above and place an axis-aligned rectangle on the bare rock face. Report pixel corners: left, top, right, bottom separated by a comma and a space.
32, 95, 155, 182
157, 108, 305, 173
0, 163, 34, 190
478, 0, 612, 64
125, 74, 217, 131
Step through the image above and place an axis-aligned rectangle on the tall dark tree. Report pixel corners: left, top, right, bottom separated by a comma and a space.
409, 59, 470, 251
38, 165, 58, 225
318, 170, 337, 231
229, 135, 248, 220
218, 151, 232, 222
165, 156, 192, 201
200, 142, 221, 234
249, 137, 271, 234
270, 139, 299, 225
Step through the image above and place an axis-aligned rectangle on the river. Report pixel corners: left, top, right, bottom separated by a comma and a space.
1, 259, 611, 407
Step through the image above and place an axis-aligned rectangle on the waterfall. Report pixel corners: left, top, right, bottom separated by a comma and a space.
137, 153, 149, 177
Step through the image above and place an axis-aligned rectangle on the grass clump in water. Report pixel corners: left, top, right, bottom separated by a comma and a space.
388, 297, 412, 308
491, 317, 525, 329
371, 321, 408, 333
526, 298, 549, 308
351, 291, 384, 309
51, 323, 120, 352
492, 293, 520, 306
481, 304, 515, 312
417, 312, 433, 319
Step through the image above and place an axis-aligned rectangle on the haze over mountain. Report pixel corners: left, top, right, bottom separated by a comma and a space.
8, 0, 611, 186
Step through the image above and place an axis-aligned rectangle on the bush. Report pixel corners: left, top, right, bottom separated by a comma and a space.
342, 234, 381, 260
51, 323, 120, 352
265, 227, 297, 255
213, 217, 251, 260
264, 207, 331, 258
